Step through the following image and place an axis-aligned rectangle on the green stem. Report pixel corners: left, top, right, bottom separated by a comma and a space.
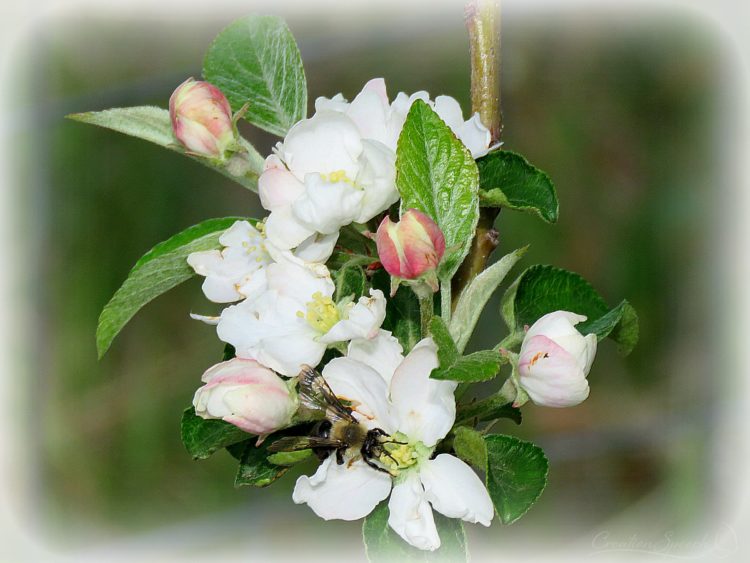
495, 331, 524, 351
452, 0, 502, 303
419, 294, 434, 337
440, 282, 452, 323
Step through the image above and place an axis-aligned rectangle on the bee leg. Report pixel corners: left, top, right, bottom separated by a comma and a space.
336, 448, 345, 465
362, 455, 391, 474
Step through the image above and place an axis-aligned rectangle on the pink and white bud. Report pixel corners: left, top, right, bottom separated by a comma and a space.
375, 209, 445, 291
193, 358, 297, 434
169, 78, 235, 160
517, 311, 598, 407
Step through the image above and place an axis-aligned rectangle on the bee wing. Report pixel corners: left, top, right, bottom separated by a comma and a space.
298, 365, 358, 424
267, 435, 346, 452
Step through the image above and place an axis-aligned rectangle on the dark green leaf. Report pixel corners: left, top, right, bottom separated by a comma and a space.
181, 407, 251, 460
430, 317, 502, 382
503, 264, 639, 355
334, 262, 367, 301
222, 344, 236, 361
374, 271, 421, 352
66, 107, 263, 191
396, 100, 480, 281
484, 434, 549, 524
477, 150, 558, 223
203, 15, 306, 136
96, 217, 246, 357
452, 426, 487, 469
235, 440, 288, 487
455, 395, 522, 427
363, 501, 468, 562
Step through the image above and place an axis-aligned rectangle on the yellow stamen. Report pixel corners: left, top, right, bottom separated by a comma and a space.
304, 292, 340, 333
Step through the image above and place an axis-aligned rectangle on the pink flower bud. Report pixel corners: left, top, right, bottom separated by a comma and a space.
169, 78, 235, 160
517, 311, 598, 407
375, 209, 445, 285
193, 358, 297, 434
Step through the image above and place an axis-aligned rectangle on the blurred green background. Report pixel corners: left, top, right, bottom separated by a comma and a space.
19, 2, 725, 558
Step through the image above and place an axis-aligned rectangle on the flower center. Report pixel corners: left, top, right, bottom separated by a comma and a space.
301, 291, 340, 333
321, 169, 354, 185
378, 433, 429, 476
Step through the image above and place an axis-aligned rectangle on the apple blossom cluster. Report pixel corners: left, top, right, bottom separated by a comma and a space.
78, 13, 637, 559
172, 77, 599, 550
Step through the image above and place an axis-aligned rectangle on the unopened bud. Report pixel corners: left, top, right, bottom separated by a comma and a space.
193, 358, 297, 434
375, 209, 445, 293
169, 77, 236, 160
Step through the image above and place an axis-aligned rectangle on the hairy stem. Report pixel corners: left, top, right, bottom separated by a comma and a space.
419, 294, 434, 337
453, 0, 502, 303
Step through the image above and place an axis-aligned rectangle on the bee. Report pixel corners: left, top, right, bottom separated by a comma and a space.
268, 365, 394, 473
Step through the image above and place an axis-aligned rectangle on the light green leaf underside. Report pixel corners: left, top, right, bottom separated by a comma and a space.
449, 246, 527, 353
203, 14, 307, 136
96, 217, 246, 358
66, 106, 262, 191
396, 100, 480, 282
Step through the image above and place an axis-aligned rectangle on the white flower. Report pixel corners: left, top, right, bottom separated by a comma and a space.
292, 333, 494, 551
258, 103, 398, 258
215, 260, 386, 376
193, 358, 297, 434
316, 77, 493, 158
518, 311, 598, 407
187, 220, 271, 303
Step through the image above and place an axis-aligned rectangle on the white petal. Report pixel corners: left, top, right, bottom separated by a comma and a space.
420, 454, 493, 526
293, 457, 392, 521
291, 175, 364, 235
190, 312, 220, 325
322, 358, 394, 433
347, 330, 404, 384
314, 92, 348, 113
389, 338, 457, 446
457, 113, 492, 159
354, 140, 398, 224
433, 95, 465, 131
524, 311, 587, 342
281, 111, 363, 180
258, 161, 305, 211
319, 289, 386, 344
346, 79, 389, 144
293, 232, 339, 263
388, 472, 440, 551
264, 206, 316, 250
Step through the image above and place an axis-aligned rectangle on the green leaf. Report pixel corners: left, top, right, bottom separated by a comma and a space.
449, 246, 527, 353
234, 440, 288, 487
430, 317, 503, 382
96, 217, 245, 358
334, 262, 367, 301
363, 501, 468, 562
203, 15, 307, 137
181, 407, 251, 460
373, 270, 421, 352
267, 449, 313, 466
455, 395, 522, 427
396, 100, 480, 282
66, 107, 263, 191
484, 434, 549, 524
477, 150, 559, 223
452, 426, 487, 469
503, 265, 639, 355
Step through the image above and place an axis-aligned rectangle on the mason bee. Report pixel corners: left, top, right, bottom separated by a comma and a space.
268, 365, 394, 473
